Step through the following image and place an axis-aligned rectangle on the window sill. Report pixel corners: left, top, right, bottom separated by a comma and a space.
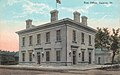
36, 43, 41, 45
55, 40, 62, 43
46, 61, 50, 62
72, 41, 77, 43
56, 60, 61, 62
21, 46, 25, 47
45, 42, 51, 44
81, 42, 85, 45
78, 61, 88, 63
29, 44, 33, 46
89, 44, 92, 46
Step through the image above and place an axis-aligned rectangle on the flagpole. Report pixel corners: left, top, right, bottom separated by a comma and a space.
56, 0, 57, 9
56, 0, 61, 9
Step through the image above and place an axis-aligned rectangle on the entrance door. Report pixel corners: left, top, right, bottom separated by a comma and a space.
89, 52, 91, 64
73, 51, 76, 65
37, 52, 41, 64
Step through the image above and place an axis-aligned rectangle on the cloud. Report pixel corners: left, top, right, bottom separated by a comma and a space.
59, 4, 96, 14
100, 15, 111, 20
4, 0, 97, 19
103, 4, 112, 7
13, 15, 25, 18
0, 20, 25, 32
10, 0, 53, 19
22, 1, 53, 15
88, 18, 120, 30
85, 4, 95, 10
7, 0, 21, 6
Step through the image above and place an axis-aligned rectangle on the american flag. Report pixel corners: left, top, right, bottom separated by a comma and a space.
56, 0, 61, 4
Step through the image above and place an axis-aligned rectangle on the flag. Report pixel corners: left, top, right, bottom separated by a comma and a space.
56, 0, 61, 4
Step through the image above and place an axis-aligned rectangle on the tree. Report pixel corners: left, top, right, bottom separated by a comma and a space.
95, 28, 120, 64
95, 27, 110, 50
110, 28, 120, 64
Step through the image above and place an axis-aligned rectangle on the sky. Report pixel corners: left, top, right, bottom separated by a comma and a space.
0, 0, 120, 51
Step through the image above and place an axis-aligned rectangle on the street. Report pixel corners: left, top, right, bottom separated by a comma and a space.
0, 68, 120, 75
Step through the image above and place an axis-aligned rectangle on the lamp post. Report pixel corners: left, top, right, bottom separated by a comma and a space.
42, 52, 44, 57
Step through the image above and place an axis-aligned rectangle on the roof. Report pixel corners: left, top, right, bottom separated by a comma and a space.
95, 48, 111, 55
16, 18, 96, 34
0, 50, 19, 57
14, 51, 19, 57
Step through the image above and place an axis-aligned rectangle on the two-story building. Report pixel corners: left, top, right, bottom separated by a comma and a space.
16, 10, 96, 66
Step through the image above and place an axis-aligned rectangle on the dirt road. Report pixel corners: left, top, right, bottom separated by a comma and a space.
0, 68, 120, 75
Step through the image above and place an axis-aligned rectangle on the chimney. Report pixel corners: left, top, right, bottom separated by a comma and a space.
50, 10, 58, 22
26, 19, 32, 29
81, 16, 88, 25
73, 11, 80, 22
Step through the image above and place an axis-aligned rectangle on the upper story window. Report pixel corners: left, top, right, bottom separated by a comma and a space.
29, 36, 33, 45
89, 35, 92, 46
73, 30, 76, 43
56, 50, 61, 61
46, 51, 50, 61
56, 30, 61, 42
22, 37, 25, 46
81, 33, 84, 44
46, 32, 50, 43
37, 34, 41, 44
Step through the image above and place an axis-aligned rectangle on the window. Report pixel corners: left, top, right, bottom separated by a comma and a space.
81, 33, 84, 44
46, 51, 50, 61
46, 32, 50, 43
29, 52, 32, 61
56, 51, 61, 61
22, 53, 25, 61
73, 30, 76, 42
29, 36, 33, 45
82, 51, 84, 61
22, 37, 25, 46
56, 30, 61, 41
37, 34, 41, 44
89, 52, 91, 64
89, 35, 91, 45
98, 57, 101, 64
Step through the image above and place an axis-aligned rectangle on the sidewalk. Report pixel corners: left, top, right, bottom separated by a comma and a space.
0, 64, 113, 71
0, 65, 119, 75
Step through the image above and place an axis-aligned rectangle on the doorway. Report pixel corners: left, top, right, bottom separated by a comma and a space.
98, 57, 101, 64
72, 51, 76, 65
37, 52, 41, 64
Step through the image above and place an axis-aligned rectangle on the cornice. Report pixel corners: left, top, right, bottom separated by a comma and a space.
16, 18, 96, 34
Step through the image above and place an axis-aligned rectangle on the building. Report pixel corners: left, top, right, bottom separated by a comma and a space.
0, 50, 19, 65
16, 10, 96, 66
95, 48, 111, 65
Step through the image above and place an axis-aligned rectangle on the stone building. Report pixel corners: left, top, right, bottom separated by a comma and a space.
0, 50, 19, 65
95, 48, 111, 65
16, 10, 96, 66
